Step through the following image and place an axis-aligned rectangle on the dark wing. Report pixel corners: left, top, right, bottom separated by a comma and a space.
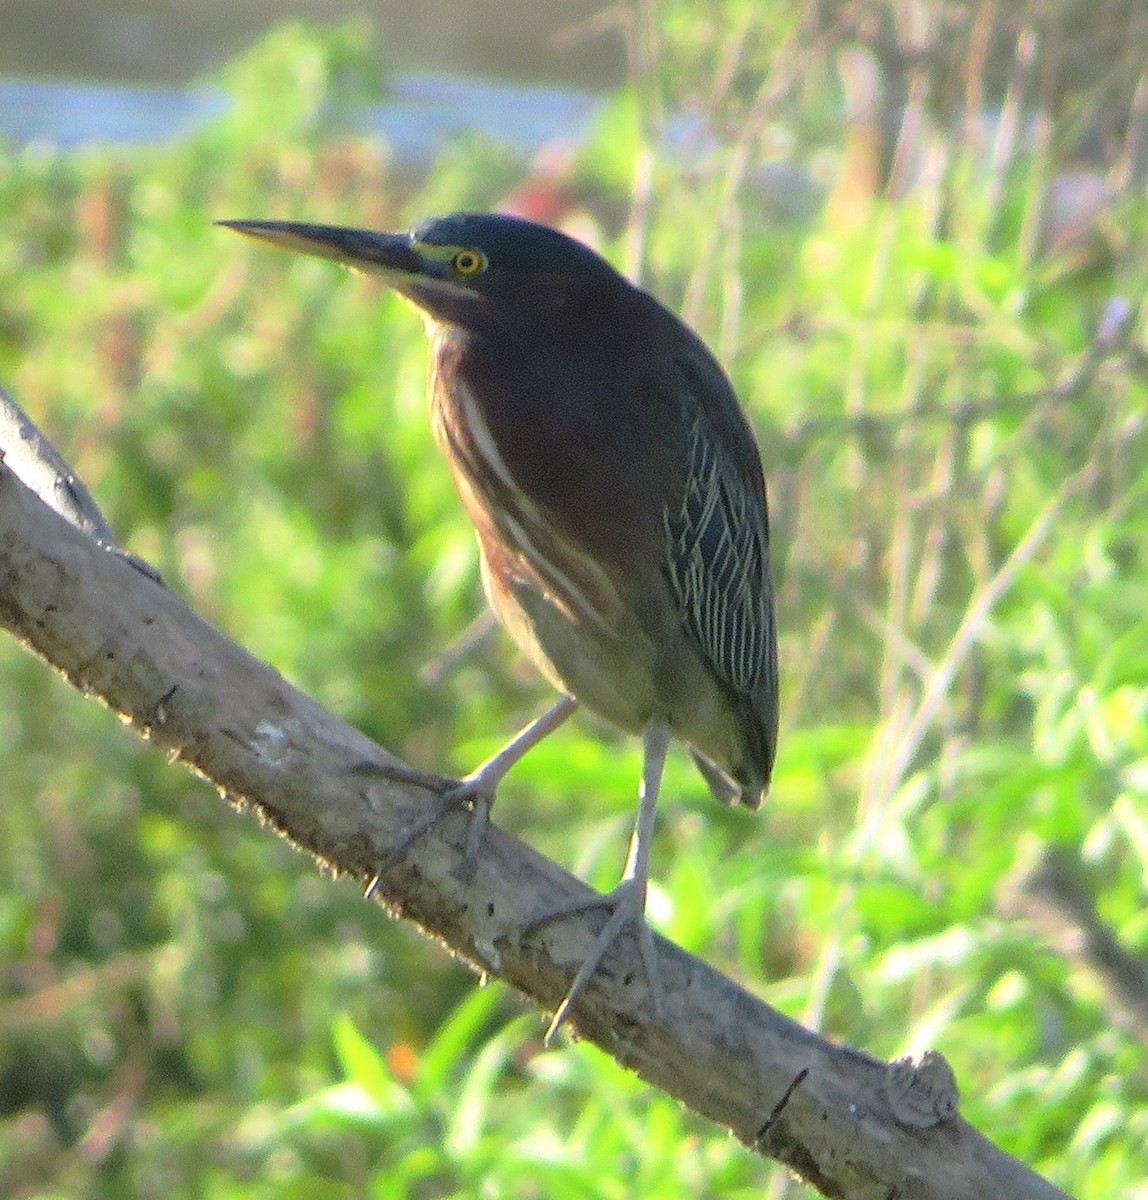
662, 345, 779, 792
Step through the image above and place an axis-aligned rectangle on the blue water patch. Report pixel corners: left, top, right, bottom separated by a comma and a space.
374, 73, 599, 159
0, 72, 600, 156
0, 77, 227, 147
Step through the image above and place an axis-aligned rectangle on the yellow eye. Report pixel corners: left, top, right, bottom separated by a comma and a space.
452, 248, 486, 276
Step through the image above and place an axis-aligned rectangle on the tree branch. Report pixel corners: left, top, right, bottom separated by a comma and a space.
0, 387, 1069, 1200
1000, 844, 1148, 1046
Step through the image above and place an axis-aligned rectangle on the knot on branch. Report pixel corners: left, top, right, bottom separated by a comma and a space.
883, 1050, 960, 1129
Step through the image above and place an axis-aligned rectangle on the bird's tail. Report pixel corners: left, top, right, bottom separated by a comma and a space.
690, 750, 764, 811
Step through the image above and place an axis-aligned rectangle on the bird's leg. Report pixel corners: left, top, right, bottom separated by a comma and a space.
448, 693, 579, 876
367, 694, 578, 891
527, 718, 672, 1044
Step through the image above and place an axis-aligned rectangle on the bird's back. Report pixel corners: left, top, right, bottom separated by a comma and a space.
653, 318, 778, 804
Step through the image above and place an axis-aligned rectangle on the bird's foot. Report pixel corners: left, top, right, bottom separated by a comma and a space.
524, 877, 663, 1044
363, 768, 497, 897
364, 697, 579, 896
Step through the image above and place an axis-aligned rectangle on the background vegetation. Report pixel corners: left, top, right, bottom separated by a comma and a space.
1, 5, 1146, 1197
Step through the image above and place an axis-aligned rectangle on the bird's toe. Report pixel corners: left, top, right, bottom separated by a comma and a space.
366, 772, 496, 893
524, 878, 662, 1044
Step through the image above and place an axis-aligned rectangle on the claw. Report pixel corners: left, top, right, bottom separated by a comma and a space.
526, 876, 663, 1044
365, 774, 495, 896
365, 695, 578, 894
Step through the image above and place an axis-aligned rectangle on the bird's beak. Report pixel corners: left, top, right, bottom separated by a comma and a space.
218, 219, 423, 280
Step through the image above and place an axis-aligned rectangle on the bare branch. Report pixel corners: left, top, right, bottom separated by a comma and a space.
0, 396, 1070, 1200
1000, 845, 1148, 1046
0, 382, 120, 546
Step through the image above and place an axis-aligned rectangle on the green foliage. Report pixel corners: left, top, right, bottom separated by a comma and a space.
1, 10, 1146, 1199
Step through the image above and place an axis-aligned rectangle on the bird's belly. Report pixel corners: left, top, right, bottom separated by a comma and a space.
479, 543, 747, 775
479, 547, 657, 734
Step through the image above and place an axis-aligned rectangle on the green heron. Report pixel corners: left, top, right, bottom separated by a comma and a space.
221, 213, 778, 1037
